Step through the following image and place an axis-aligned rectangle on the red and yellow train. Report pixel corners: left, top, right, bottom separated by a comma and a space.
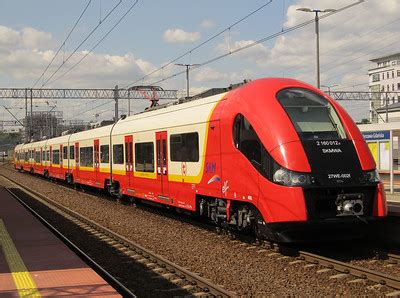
14, 78, 387, 242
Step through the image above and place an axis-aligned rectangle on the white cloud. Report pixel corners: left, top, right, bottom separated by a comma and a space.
200, 19, 216, 29
192, 66, 253, 85
0, 26, 20, 49
213, 0, 400, 90
194, 67, 228, 82
0, 26, 53, 51
20, 27, 53, 49
0, 25, 162, 89
216, 36, 270, 66
163, 28, 201, 43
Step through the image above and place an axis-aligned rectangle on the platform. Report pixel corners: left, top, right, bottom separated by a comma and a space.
0, 187, 120, 297
383, 180, 400, 216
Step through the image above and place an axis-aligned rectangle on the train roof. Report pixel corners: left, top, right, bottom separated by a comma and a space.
45, 134, 72, 146
113, 92, 227, 136
69, 123, 112, 142
16, 84, 234, 147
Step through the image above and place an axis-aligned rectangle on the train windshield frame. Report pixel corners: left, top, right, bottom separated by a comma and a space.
276, 88, 347, 141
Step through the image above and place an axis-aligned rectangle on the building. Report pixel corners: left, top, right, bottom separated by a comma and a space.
24, 110, 63, 141
23, 111, 88, 142
368, 52, 400, 122
375, 102, 400, 123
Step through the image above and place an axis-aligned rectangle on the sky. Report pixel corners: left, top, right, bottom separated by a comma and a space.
0, 0, 399, 126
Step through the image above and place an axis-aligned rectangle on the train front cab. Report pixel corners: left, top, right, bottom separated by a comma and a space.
225, 81, 387, 242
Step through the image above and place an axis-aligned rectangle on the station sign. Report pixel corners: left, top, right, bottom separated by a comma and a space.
362, 130, 390, 141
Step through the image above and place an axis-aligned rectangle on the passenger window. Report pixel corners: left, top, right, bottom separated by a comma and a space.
80, 147, 93, 167
233, 114, 262, 166
63, 146, 68, 159
69, 145, 75, 159
135, 142, 154, 172
170, 132, 199, 162
113, 144, 124, 164
35, 151, 41, 162
52, 150, 60, 165
100, 145, 109, 163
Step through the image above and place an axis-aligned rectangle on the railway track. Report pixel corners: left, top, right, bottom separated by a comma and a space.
2, 168, 400, 294
2, 175, 235, 297
388, 253, 400, 265
296, 250, 400, 289
388, 201, 400, 216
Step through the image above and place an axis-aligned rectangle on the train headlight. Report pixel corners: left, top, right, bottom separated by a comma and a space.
273, 165, 312, 187
363, 169, 380, 183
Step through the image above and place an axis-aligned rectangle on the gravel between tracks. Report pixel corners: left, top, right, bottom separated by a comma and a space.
1, 164, 397, 296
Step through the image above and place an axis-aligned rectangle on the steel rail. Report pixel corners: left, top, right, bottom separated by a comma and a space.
5, 167, 399, 293
1, 174, 236, 297
298, 251, 400, 289
388, 201, 400, 216
387, 253, 400, 264
4, 186, 136, 297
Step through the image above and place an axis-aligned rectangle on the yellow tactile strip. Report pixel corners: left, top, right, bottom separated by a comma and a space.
0, 219, 41, 297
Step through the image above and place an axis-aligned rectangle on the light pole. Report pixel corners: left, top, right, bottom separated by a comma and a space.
321, 84, 339, 96
297, 7, 336, 89
175, 63, 200, 98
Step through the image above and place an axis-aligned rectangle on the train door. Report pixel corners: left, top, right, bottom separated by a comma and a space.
75, 142, 80, 178
156, 131, 169, 198
94, 139, 100, 182
60, 144, 63, 172
49, 146, 52, 172
124, 135, 133, 186
33, 149, 36, 170
40, 148, 43, 171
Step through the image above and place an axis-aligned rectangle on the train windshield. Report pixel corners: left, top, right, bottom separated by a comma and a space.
276, 88, 347, 140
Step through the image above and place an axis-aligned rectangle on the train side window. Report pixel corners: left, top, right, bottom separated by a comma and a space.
170, 132, 199, 162
63, 146, 68, 159
135, 142, 154, 172
113, 144, 124, 164
46, 150, 50, 161
233, 114, 262, 166
100, 145, 109, 163
69, 145, 74, 159
80, 147, 93, 167
35, 151, 40, 163
52, 149, 60, 165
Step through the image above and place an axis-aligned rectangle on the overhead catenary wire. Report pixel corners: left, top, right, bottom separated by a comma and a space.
124, 0, 274, 89
268, 13, 400, 79
40, 0, 124, 88
324, 36, 400, 82
147, 0, 364, 87
252, 3, 400, 87
32, 0, 92, 88
318, 22, 400, 75
46, 0, 139, 87
68, 99, 114, 120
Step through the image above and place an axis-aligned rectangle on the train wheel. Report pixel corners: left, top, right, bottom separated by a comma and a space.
252, 208, 265, 240
66, 174, 74, 185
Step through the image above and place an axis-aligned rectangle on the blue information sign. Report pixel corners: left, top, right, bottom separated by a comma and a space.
362, 130, 390, 141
